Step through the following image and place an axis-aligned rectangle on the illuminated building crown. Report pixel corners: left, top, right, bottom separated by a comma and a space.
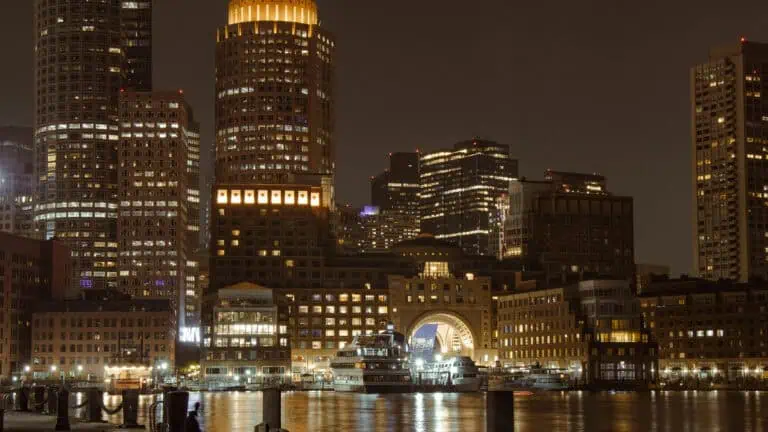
228, 0, 318, 25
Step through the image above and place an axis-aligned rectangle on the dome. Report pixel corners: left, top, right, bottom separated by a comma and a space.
228, 0, 318, 25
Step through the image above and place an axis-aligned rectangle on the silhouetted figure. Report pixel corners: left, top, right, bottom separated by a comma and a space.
184, 402, 201, 432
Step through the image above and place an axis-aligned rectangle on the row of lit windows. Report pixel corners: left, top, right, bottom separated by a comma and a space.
216, 188, 320, 207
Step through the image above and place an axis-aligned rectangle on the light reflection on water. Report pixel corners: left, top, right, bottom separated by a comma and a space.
75, 390, 767, 432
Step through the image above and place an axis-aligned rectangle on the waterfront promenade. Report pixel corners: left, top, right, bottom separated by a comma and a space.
2, 411, 118, 431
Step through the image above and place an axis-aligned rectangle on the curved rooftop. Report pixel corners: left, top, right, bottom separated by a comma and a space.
228, 0, 318, 25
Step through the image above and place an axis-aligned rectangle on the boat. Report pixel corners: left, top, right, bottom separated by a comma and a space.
330, 326, 413, 393
416, 356, 482, 392
488, 367, 568, 391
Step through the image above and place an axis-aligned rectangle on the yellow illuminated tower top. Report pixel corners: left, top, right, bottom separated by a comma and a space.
228, 0, 318, 25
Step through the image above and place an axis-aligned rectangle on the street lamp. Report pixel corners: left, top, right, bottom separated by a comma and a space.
23, 365, 31, 373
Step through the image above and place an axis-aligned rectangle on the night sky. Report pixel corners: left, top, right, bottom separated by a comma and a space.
3, 0, 768, 276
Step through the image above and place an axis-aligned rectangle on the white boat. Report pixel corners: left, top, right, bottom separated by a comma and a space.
418, 356, 481, 392
488, 368, 568, 391
330, 327, 413, 393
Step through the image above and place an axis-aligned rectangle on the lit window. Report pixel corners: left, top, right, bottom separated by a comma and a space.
230, 190, 242, 204
298, 191, 309, 205
231, 240, 240, 246
244, 190, 255, 204
232, 230, 240, 237
217, 190, 228, 204
258, 190, 269, 204
217, 250, 225, 256
310, 192, 320, 207
284, 190, 295, 205
271, 190, 282, 205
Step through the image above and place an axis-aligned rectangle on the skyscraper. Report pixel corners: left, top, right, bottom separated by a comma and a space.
504, 170, 634, 281
419, 139, 518, 256
0, 127, 34, 237
371, 152, 420, 213
120, 0, 153, 91
33, 0, 124, 290
117, 90, 200, 332
214, 0, 334, 184
692, 40, 768, 282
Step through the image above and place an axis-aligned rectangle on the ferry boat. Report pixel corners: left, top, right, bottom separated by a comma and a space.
330, 327, 413, 393
418, 356, 482, 392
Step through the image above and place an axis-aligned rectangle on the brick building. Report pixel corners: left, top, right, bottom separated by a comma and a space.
0, 233, 70, 379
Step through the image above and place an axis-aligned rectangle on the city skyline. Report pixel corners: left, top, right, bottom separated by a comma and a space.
5, 1, 768, 278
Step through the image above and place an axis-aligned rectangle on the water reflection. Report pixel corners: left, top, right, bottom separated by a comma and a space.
70, 390, 768, 432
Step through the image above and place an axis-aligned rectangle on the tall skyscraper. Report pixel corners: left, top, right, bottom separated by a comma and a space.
0, 127, 34, 237
117, 90, 200, 332
503, 170, 635, 281
33, 0, 124, 290
419, 139, 518, 256
371, 152, 420, 213
120, 0, 153, 91
214, 0, 335, 184
692, 40, 768, 282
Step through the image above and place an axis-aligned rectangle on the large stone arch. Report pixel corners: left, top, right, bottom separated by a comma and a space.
407, 311, 477, 359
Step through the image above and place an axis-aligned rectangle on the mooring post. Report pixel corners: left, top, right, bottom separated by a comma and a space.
166, 391, 189, 432
486, 390, 514, 432
54, 387, 70, 431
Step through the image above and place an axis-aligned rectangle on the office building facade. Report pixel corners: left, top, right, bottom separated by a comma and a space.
33, 0, 154, 290
215, 0, 334, 184
0, 127, 35, 237
639, 278, 768, 383
117, 91, 201, 333
504, 170, 634, 280
692, 41, 768, 281
0, 233, 71, 378
498, 280, 658, 388
120, 0, 153, 91
419, 139, 517, 256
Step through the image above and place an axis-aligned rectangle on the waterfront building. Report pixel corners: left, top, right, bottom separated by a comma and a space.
215, 0, 335, 184
692, 40, 768, 281
0, 127, 34, 237
201, 282, 290, 387
0, 232, 71, 379
388, 245, 497, 365
639, 278, 768, 382
503, 170, 634, 281
419, 139, 518, 256
498, 279, 658, 388
117, 90, 201, 336
30, 290, 174, 381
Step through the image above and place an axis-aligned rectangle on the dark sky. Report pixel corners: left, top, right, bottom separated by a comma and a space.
3, 0, 768, 276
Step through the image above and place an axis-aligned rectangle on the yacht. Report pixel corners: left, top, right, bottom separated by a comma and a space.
330, 328, 413, 393
419, 356, 481, 392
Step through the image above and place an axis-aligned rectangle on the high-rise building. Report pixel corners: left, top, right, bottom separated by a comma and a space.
371, 152, 420, 215
117, 91, 200, 334
0, 127, 34, 237
692, 40, 768, 282
503, 170, 634, 280
214, 0, 334, 184
34, 0, 124, 290
209, 178, 335, 291
419, 139, 518, 256
120, 0, 153, 91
